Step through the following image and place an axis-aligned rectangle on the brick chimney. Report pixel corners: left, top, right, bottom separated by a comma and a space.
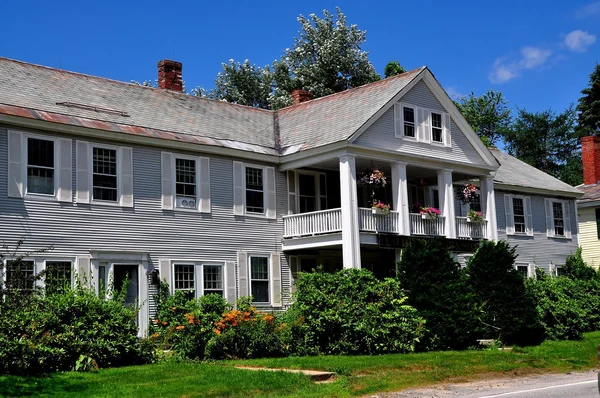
157, 60, 183, 91
291, 89, 313, 105
582, 136, 600, 185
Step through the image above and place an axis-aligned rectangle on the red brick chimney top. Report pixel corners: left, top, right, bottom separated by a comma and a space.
157, 60, 183, 92
582, 136, 600, 185
291, 89, 313, 105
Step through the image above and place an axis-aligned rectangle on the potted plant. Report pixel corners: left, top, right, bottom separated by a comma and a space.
372, 200, 391, 215
420, 206, 441, 220
467, 209, 484, 223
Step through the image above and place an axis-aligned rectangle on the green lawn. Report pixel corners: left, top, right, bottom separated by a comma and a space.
2, 332, 600, 398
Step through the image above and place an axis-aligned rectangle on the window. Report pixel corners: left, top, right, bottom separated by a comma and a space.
403, 107, 416, 137
27, 137, 55, 195
554, 264, 566, 277
5, 260, 35, 292
92, 147, 118, 202
319, 173, 328, 210
513, 197, 526, 233
245, 167, 264, 213
45, 261, 72, 293
431, 112, 443, 142
203, 265, 223, 296
596, 208, 600, 239
174, 264, 194, 298
250, 256, 269, 303
552, 202, 565, 236
299, 174, 317, 213
175, 158, 197, 209
470, 193, 482, 213
515, 263, 530, 278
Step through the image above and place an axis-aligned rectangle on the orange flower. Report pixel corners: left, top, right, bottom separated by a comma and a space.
214, 329, 221, 335
162, 321, 168, 326
175, 325, 185, 331
170, 307, 176, 312
152, 333, 159, 338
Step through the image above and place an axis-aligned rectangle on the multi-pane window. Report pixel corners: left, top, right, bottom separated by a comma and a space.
555, 265, 566, 277
470, 194, 481, 212
250, 256, 269, 303
175, 158, 197, 209
45, 261, 72, 293
245, 167, 264, 213
552, 202, 565, 236
92, 147, 118, 201
431, 112, 443, 142
27, 138, 55, 195
299, 174, 317, 213
403, 107, 415, 137
516, 264, 529, 278
174, 264, 194, 293
203, 265, 223, 296
5, 260, 35, 292
513, 197, 526, 233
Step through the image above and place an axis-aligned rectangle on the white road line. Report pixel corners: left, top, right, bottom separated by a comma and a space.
477, 379, 597, 397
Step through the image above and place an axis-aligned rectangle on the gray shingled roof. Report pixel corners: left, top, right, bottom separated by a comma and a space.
0, 57, 276, 153
278, 68, 424, 152
491, 149, 582, 196
576, 183, 600, 203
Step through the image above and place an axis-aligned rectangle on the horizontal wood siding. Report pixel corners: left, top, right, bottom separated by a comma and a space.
578, 207, 600, 268
495, 190, 578, 271
354, 81, 486, 165
0, 127, 290, 313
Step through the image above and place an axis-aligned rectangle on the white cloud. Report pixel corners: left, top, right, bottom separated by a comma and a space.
574, 1, 600, 18
488, 47, 552, 84
564, 30, 597, 52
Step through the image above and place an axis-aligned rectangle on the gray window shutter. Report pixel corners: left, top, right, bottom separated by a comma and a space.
545, 198, 555, 237
525, 197, 533, 236
225, 261, 237, 305
58, 138, 73, 202
237, 251, 248, 298
288, 170, 296, 214
76, 140, 90, 204
159, 259, 172, 289
7, 131, 24, 198
198, 157, 211, 213
233, 161, 244, 216
119, 147, 134, 207
265, 166, 277, 220
161, 152, 173, 210
442, 113, 452, 148
504, 194, 515, 235
394, 103, 402, 138
271, 253, 282, 307
564, 201, 572, 239
289, 255, 299, 294
77, 256, 91, 285
418, 108, 431, 143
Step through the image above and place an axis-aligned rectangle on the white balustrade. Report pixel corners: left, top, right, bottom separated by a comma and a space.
409, 213, 446, 236
456, 217, 487, 239
358, 208, 400, 234
283, 208, 342, 238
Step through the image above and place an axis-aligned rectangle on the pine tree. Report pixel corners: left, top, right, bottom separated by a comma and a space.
577, 63, 600, 136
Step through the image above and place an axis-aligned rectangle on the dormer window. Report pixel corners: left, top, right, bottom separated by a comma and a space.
394, 102, 451, 147
431, 112, 443, 143
403, 107, 416, 138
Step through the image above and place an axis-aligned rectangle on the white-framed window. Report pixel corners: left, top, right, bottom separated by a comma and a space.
514, 262, 531, 278
175, 157, 197, 209
552, 263, 566, 277
45, 260, 73, 293
233, 162, 276, 219
402, 106, 416, 138
26, 136, 56, 196
161, 152, 210, 213
203, 264, 224, 296
544, 199, 571, 238
173, 263, 195, 294
92, 145, 118, 202
3, 259, 35, 292
513, 197, 526, 234
249, 255, 269, 303
172, 262, 224, 298
504, 194, 533, 236
431, 112, 443, 143
394, 102, 451, 146
245, 166, 265, 214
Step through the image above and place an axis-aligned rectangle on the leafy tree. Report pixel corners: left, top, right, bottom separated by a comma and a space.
503, 107, 582, 185
577, 63, 600, 136
384, 61, 406, 78
207, 59, 273, 109
560, 248, 597, 280
455, 90, 511, 146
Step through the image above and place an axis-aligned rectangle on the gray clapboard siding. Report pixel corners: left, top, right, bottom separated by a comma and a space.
354, 81, 486, 166
495, 190, 578, 271
0, 127, 290, 314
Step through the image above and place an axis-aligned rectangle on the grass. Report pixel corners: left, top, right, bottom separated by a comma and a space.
2, 332, 599, 398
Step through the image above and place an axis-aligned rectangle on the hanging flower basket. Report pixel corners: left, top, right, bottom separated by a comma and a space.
420, 207, 441, 220
467, 209, 484, 223
456, 184, 478, 204
358, 168, 387, 188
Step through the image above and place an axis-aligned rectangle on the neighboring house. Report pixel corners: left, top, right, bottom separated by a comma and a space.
0, 57, 581, 336
577, 137, 600, 268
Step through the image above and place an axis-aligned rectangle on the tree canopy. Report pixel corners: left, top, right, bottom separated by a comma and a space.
577, 63, 600, 136
384, 61, 406, 78
454, 90, 511, 146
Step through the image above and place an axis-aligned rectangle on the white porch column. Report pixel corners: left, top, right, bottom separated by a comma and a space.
391, 161, 411, 235
339, 155, 361, 269
480, 175, 498, 241
437, 169, 456, 238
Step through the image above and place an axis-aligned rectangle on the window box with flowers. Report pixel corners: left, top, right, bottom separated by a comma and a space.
372, 200, 391, 215
420, 206, 441, 220
467, 209, 484, 223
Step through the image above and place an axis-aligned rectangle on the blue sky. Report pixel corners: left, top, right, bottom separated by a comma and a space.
1, 0, 598, 115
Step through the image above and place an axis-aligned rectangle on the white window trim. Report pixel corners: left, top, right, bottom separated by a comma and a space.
546, 199, 570, 239
2, 258, 41, 290
295, 170, 324, 212
514, 262, 533, 278
23, 133, 60, 201
396, 103, 418, 140
243, 163, 267, 217
395, 102, 450, 145
248, 254, 271, 305
89, 143, 121, 206
551, 262, 564, 277
172, 154, 200, 212
509, 194, 532, 236
170, 260, 226, 297
429, 111, 445, 145
43, 258, 76, 289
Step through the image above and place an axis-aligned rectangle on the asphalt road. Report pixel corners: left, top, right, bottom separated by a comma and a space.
375, 370, 599, 398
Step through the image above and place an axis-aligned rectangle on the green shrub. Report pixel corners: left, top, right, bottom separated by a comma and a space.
561, 248, 598, 281
397, 238, 479, 350
467, 240, 544, 346
285, 268, 425, 355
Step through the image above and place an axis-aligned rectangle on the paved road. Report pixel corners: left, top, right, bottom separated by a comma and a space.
374, 370, 598, 398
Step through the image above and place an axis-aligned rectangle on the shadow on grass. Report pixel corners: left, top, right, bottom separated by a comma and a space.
0, 373, 90, 397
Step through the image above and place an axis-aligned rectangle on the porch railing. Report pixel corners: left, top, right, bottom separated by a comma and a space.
358, 208, 400, 234
456, 217, 487, 239
283, 208, 342, 238
409, 213, 445, 236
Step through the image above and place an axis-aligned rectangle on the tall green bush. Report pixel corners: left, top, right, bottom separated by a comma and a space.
397, 238, 479, 350
467, 240, 544, 346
